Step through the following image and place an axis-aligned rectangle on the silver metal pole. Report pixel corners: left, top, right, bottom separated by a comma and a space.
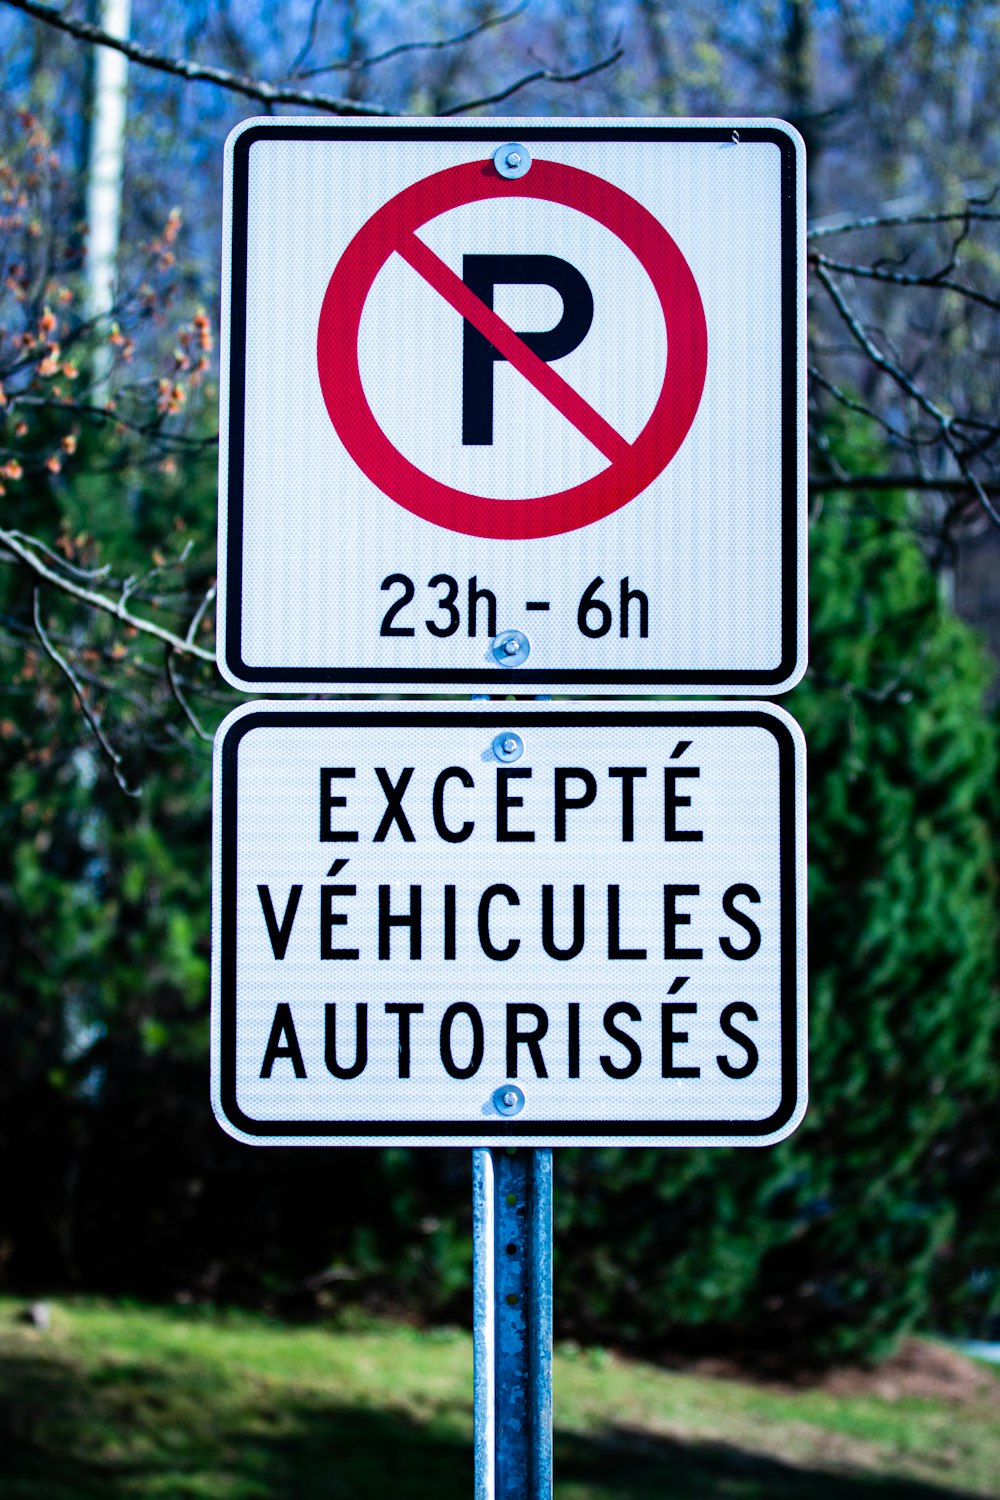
473, 1147, 553, 1500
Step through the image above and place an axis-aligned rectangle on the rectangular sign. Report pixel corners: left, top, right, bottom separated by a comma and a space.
218, 118, 806, 694
211, 702, 807, 1146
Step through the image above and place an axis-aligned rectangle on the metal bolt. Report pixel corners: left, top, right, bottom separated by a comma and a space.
503, 1090, 518, 1107
493, 142, 531, 179
493, 1083, 525, 1115
491, 630, 530, 667
492, 731, 524, 763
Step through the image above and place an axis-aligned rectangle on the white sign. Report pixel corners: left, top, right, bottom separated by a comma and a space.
211, 702, 807, 1147
218, 119, 806, 695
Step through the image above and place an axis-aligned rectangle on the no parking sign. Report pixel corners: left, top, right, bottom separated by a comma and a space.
317, 155, 707, 540
218, 119, 806, 693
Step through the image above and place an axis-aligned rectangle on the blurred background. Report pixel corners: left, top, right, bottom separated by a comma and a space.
1, 2, 999, 1495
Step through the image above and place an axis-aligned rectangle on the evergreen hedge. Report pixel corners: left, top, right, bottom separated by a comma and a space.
1, 458, 998, 1365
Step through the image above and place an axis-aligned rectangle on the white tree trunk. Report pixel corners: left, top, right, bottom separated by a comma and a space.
85, 0, 131, 382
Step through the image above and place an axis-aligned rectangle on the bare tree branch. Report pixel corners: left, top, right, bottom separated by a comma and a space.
809, 250, 1000, 314
165, 645, 213, 741
0, 0, 390, 116
808, 201, 1000, 240
1, 529, 215, 663
286, 0, 327, 78
292, 2, 530, 80
3, 610, 198, 751
33, 586, 142, 794
2, 0, 621, 119
439, 44, 624, 115
814, 260, 957, 433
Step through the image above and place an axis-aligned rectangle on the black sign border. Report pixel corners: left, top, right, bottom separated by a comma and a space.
217, 708, 802, 1140
223, 123, 803, 690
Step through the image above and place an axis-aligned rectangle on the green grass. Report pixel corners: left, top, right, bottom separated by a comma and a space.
0, 1298, 997, 1498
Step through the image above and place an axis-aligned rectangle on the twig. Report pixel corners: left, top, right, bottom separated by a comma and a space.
439, 46, 624, 115
117, 541, 193, 614
808, 202, 1000, 241
809, 249, 1000, 315
814, 261, 956, 432
807, 665, 915, 707
165, 646, 213, 742
0, 529, 215, 663
286, 0, 326, 78
3, 530, 112, 583
10, 396, 220, 452
293, 2, 529, 79
946, 447, 1000, 529
184, 582, 217, 646
32, 587, 141, 795
809, 364, 911, 445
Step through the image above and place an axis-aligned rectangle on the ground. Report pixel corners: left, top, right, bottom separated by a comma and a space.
0, 1298, 997, 1498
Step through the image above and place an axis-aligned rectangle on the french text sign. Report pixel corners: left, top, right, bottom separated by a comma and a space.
211, 702, 807, 1146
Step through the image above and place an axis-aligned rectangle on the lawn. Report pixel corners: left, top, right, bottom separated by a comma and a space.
0, 1297, 997, 1498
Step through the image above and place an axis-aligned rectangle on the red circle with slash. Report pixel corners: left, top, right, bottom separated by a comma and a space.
317, 156, 707, 541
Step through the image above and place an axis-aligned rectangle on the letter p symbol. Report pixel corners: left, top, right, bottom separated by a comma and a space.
462, 254, 594, 445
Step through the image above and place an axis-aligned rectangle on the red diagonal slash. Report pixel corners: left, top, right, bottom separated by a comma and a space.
396, 230, 631, 466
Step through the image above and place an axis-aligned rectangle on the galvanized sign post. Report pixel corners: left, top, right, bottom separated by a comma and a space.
214, 117, 807, 1500
473, 1148, 552, 1500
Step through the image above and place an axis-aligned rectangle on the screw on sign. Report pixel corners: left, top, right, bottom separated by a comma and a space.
316, 151, 708, 541
495, 141, 531, 180
492, 731, 524, 764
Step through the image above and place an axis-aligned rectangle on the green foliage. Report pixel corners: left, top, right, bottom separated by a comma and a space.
552, 482, 1000, 1363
